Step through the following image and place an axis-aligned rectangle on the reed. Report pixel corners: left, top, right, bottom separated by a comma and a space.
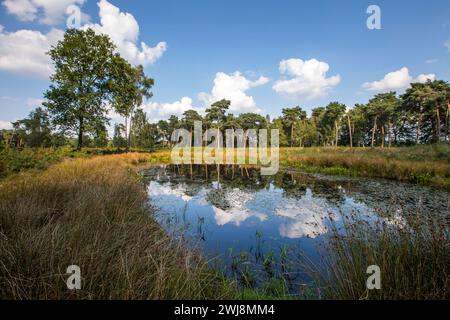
309, 209, 450, 300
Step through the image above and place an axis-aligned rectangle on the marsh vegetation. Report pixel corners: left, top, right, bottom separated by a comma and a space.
0, 27, 449, 300
1, 151, 447, 299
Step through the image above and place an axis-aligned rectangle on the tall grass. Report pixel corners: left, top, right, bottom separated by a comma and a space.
1, 151, 448, 299
0, 154, 234, 299
0, 147, 171, 178
312, 210, 450, 300
281, 145, 450, 189
1, 145, 449, 188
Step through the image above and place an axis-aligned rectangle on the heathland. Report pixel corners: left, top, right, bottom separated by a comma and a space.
1, 27, 449, 300
0, 145, 448, 299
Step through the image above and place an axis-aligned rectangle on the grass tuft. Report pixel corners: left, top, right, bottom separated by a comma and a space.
0, 154, 234, 299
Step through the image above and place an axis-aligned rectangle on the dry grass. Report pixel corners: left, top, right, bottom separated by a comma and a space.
280, 145, 450, 189
154, 145, 450, 188
0, 153, 234, 299
1, 147, 448, 299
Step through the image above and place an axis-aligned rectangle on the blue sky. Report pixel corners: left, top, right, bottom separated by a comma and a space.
1, 0, 450, 131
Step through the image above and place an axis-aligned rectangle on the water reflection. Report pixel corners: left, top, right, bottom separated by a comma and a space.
142, 164, 449, 287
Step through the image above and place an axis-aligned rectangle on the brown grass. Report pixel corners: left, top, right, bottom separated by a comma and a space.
0, 154, 234, 299
280, 146, 450, 188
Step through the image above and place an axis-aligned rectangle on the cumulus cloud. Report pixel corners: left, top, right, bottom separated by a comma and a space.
413, 73, 436, 83
0, 120, 13, 129
272, 58, 341, 100
143, 97, 203, 123
0, 26, 63, 77
2, 0, 87, 25
362, 67, 435, 92
83, 0, 167, 66
198, 71, 269, 114
0, 0, 166, 78
276, 189, 331, 239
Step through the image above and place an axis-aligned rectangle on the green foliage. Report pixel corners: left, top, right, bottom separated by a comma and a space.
14, 108, 54, 147
281, 106, 307, 146
9, 28, 450, 153
109, 56, 154, 150
401, 80, 450, 144
270, 118, 289, 146
182, 109, 203, 131
44, 28, 117, 150
131, 109, 160, 148
205, 99, 231, 128
366, 92, 399, 147
0, 147, 70, 175
236, 113, 268, 131
112, 124, 127, 148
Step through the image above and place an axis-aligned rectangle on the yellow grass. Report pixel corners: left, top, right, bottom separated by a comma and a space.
0, 153, 234, 299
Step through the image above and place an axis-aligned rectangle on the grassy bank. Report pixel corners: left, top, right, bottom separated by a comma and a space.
0, 146, 167, 179
0, 153, 235, 299
0, 149, 448, 299
280, 144, 450, 189
2, 144, 449, 188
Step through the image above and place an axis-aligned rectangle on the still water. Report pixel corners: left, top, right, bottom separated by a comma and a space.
141, 164, 449, 287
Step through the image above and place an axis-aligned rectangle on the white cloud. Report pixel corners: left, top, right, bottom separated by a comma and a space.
143, 97, 203, 123
0, 120, 13, 129
26, 97, 44, 107
2, 0, 38, 21
0, 0, 166, 78
2, 0, 87, 25
0, 27, 63, 77
413, 73, 436, 83
83, 0, 167, 66
276, 189, 331, 239
198, 71, 269, 114
362, 67, 435, 92
425, 59, 438, 64
272, 58, 341, 100
445, 40, 450, 53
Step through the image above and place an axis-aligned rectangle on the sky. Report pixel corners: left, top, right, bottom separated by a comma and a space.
0, 0, 450, 132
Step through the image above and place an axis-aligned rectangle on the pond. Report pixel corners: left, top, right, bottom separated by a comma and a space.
141, 164, 449, 289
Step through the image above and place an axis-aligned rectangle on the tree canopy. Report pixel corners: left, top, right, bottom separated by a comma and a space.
3, 29, 450, 151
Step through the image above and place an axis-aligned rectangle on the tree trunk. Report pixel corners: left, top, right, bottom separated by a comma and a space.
381, 125, 385, 148
217, 127, 220, 164
124, 116, 128, 150
347, 115, 353, 148
127, 116, 133, 151
416, 111, 422, 144
388, 123, 392, 148
436, 104, 441, 143
77, 117, 84, 150
335, 120, 339, 147
446, 101, 450, 142
204, 124, 208, 177
371, 116, 377, 147
290, 124, 294, 147
352, 123, 356, 146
